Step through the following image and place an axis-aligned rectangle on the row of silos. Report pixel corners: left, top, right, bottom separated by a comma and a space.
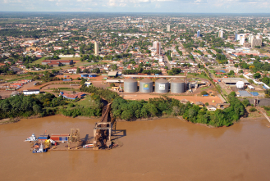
124, 78, 185, 93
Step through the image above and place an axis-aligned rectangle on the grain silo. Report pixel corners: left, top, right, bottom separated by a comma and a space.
171, 79, 185, 93
124, 78, 137, 93
155, 78, 169, 93
139, 78, 153, 93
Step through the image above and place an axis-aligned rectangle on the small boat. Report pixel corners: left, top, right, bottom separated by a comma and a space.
83, 144, 94, 148
24, 134, 37, 142
32, 143, 47, 153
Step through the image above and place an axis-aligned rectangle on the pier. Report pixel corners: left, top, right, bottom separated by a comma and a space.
28, 103, 118, 152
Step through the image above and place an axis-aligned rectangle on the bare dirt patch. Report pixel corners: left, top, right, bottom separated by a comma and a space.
121, 93, 223, 104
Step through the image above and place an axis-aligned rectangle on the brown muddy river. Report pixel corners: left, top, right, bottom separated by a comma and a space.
1, 115, 270, 181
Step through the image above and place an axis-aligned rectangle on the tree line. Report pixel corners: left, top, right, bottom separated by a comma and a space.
110, 92, 245, 127
0, 93, 66, 119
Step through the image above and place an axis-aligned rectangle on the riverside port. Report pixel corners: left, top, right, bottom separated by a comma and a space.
26, 103, 119, 152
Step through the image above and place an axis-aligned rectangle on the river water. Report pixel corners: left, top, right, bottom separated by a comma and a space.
1, 115, 270, 181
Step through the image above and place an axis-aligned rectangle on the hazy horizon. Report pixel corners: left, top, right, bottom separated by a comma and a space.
0, 0, 269, 14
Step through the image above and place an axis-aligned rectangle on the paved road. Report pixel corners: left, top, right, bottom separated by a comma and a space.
164, 55, 172, 70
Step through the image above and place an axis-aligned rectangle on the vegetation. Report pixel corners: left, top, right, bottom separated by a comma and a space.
167, 68, 181, 75
249, 107, 257, 112
110, 92, 245, 127
80, 85, 119, 103
242, 99, 250, 107
0, 93, 66, 119
201, 91, 208, 95
60, 107, 101, 118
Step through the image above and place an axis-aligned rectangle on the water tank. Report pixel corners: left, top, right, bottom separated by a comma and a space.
155, 78, 169, 93
124, 78, 137, 93
171, 79, 185, 93
139, 78, 153, 93
236, 81, 244, 89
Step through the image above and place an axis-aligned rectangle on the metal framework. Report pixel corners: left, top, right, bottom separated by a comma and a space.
68, 128, 80, 149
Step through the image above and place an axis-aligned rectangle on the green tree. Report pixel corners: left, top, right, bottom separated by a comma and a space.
242, 99, 250, 107
76, 68, 81, 74
33, 105, 41, 114
201, 91, 208, 95
121, 110, 133, 120
253, 73, 261, 79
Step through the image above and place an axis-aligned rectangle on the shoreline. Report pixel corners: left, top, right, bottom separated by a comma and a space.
1, 113, 268, 128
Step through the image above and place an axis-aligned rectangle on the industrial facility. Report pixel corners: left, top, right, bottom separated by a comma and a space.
123, 77, 188, 94
139, 78, 154, 93
24, 104, 118, 152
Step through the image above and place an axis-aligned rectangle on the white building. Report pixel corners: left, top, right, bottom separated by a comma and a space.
218, 30, 224, 38
237, 34, 245, 41
94, 41, 99, 55
167, 24, 170, 32
240, 36, 245, 45
23, 89, 40, 95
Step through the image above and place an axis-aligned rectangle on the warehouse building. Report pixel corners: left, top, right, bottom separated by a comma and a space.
222, 78, 249, 86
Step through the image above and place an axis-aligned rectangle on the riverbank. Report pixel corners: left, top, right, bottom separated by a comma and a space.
1, 111, 267, 128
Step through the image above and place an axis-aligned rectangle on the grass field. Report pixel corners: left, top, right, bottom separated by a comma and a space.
30, 57, 46, 65
75, 95, 102, 108
200, 86, 210, 90
59, 57, 81, 61
0, 74, 33, 82
30, 57, 81, 65
76, 95, 92, 107
187, 73, 209, 80
7, 76, 33, 82
48, 87, 79, 91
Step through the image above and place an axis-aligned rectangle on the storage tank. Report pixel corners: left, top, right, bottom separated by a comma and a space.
124, 78, 137, 93
171, 79, 185, 93
139, 78, 153, 93
236, 81, 244, 89
155, 78, 169, 93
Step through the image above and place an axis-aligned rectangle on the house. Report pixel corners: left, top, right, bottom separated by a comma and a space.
206, 105, 217, 111
216, 103, 230, 109
59, 92, 86, 100
228, 60, 234, 64
85, 82, 92, 87
81, 73, 89, 78
54, 46, 63, 51
180, 99, 189, 104
89, 73, 97, 77
195, 101, 204, 108
11, 91, 20, 96
108, 71, 118, 77
23, 89, 40, 95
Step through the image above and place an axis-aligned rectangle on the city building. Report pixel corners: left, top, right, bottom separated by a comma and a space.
237, 34, 245, 41
251, 35, 262, 48
94, 41, 99, 55
218, 30, 223, 38
153, 41, 161, 55
167, 24, 170, 32
248, 34, 253, 43
263, 28, 268, 35
197, 30, 200, 38
240, 36, 245, 45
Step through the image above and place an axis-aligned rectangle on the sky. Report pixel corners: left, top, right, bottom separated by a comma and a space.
0, 0, 270, 13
